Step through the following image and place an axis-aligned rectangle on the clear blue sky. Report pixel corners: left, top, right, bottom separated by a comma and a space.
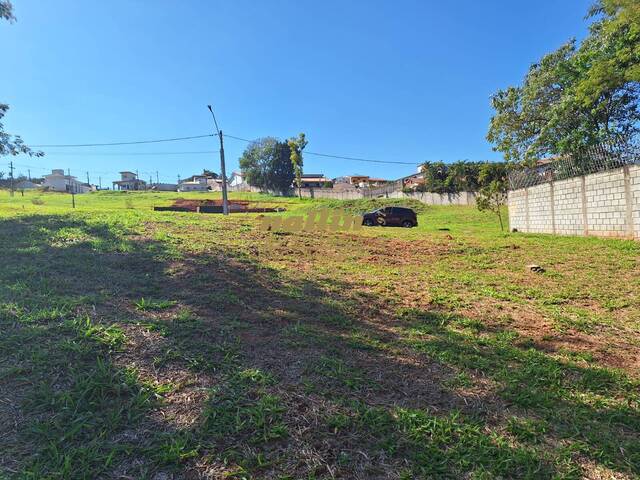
1, 0, 593, 184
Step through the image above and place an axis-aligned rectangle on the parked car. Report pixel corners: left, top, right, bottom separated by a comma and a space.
362, 206, 418, 228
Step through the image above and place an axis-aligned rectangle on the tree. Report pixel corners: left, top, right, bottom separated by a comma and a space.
239, 137, 294, 195
476, 162, 510, 231
421, 161, 450, 193
487, 2, 640, 162
0, 1, 15, 22
287, 133, 307, 199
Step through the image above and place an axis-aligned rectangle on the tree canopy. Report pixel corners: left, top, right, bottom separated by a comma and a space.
239, 138, 294, 194
419, 161, 503, 194
487, 0, 640, 163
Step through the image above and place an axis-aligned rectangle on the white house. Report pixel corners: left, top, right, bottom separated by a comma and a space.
112, 171, 147, 191
43, 169, 94, 193
229, 171, 245, 187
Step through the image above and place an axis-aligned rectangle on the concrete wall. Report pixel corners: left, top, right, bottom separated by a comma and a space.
388, 191, 476, 206
297, 188, 477, 205
508, 164, 640, 239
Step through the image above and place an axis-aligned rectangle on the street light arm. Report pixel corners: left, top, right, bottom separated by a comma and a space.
207, 105, 220, 136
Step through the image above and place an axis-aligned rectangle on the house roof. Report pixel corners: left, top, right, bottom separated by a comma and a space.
367, 178, 389, 182
113, 178, 146, 184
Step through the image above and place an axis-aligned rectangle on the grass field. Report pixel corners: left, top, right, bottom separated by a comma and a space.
1, 190, 639, 479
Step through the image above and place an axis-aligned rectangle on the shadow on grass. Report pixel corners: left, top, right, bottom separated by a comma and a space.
0, 214, 638, 479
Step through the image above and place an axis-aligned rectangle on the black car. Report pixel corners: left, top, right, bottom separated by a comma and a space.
362, 206, 418, 228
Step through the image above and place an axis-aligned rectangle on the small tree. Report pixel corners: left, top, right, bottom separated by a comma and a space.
287, 133, 307, 199
476, 162, 509, 231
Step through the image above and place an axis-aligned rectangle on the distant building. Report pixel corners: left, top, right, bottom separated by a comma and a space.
43, 169, 94, 193
112, 171, 147, 191
402, 173, 425, 191
177, 181, 208, 192
298, 173, 331, 188
334, 175, 390, 188
229, 171, 245, 187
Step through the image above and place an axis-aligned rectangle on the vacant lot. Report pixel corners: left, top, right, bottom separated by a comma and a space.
1, 191, 639, 479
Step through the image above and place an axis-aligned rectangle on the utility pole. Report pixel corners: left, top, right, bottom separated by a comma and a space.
9, 160, 14, 197
68, 168, 75, 209
156, 171, 159, 184
86, 171, 90, 185
207, 105, 229, 215
98, 176, 102, 190
28, 169, 31, 181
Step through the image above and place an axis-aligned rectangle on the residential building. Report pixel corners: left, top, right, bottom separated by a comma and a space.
402, 173, 426, 191
112, 171, 147, 191
43, 169, 94, 193
297, 173, 331, 188
229, 171, 245, 187
177, 181, 208, 192
334, 175, 390, 188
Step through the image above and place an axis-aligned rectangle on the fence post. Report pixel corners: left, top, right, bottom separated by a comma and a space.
524, 188, 530, 232
549, 181, 557, 235
580, 175, 589, 236
623, 165, 634, 238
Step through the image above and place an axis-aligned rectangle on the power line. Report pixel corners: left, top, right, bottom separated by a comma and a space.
39, 150, 219, 156
31, 134, 214, 148
222, 133, 420, 166
27, 131, 421, 166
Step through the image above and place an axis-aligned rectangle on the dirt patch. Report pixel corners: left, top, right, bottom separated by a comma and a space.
154, 198, 283, 213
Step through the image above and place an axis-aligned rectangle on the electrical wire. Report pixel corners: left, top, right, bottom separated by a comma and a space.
27, 132, 422, 166
39, 151, 219, 156
31, 134, 214, 148
222, 134, 421, 166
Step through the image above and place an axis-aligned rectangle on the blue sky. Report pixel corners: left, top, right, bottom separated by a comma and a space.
1, 0, 593, 184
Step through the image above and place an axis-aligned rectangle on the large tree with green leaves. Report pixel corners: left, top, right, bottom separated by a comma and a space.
239, 138, 294, 195
488, 1, 640, 163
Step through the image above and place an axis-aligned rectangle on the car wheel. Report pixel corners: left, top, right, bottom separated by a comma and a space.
402, 219, 414, 228
363, 218, 375, 227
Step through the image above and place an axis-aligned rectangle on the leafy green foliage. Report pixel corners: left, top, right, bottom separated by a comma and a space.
420, 161, 489, 193
475, 162, 510, 231
238, 137, 295, 194
487, 2, 640, 162
0, 0, 14, 22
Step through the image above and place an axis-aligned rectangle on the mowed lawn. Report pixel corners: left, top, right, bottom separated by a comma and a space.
0, 190, 639, 479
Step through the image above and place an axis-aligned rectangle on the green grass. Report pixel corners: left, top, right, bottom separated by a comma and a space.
0, 189, 639, 479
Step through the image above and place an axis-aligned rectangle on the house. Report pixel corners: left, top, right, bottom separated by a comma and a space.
402, 173, 425, 190
297, 173, 331, 188
366, 178, 390, 187
335, 175, 390, 188
177, 181, 208, 192
43, 169, 94, 193
229, 171, 245, 187
346, 174, 370, 187
112, 171, 147, 191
